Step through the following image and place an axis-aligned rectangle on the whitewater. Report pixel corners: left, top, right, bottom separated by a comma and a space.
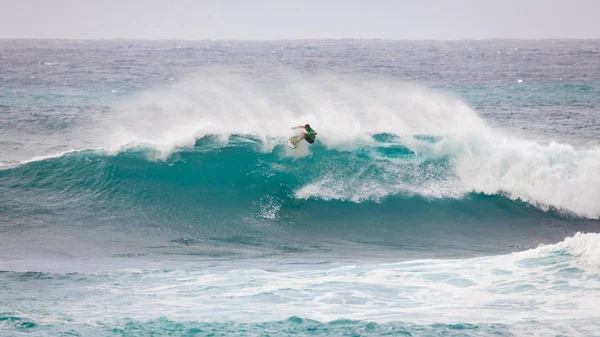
1, 39, 600, 336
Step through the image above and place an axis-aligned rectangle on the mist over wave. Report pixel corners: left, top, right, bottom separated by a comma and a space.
101, 72, 481, 153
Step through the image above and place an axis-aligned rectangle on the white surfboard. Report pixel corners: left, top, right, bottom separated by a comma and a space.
287, 136, 298, 149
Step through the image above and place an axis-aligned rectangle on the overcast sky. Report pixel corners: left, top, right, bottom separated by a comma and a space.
1, 0, 599, 40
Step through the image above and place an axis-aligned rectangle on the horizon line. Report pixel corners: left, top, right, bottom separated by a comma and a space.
1, 37, 600, 43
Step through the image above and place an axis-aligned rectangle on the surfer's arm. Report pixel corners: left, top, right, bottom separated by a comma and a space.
291, 125, 304, 130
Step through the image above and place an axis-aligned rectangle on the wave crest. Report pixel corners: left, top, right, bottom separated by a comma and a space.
2, 131, 600, 220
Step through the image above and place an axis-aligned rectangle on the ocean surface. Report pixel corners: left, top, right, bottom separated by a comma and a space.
1, 39, 600, 336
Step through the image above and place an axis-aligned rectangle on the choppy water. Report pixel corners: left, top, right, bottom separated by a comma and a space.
1, 39, 600, 336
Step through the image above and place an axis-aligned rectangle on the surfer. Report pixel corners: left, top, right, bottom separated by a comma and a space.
291, 124, 318, 145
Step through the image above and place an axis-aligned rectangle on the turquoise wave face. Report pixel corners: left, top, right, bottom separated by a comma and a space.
1, 135, 597, 260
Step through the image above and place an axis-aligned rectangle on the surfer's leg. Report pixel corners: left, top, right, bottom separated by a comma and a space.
293, 134, 306, 145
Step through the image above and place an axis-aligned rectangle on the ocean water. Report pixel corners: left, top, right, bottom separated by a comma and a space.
1, 39, 600, 336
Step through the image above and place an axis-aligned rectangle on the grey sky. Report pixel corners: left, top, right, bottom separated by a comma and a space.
1, 0, 599, 40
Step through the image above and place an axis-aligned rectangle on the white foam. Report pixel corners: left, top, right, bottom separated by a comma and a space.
456, 134, 600, 218
532, 232, 600, 268
4, 234, 599, 328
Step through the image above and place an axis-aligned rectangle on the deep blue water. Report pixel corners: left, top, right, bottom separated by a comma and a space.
1, 39, 600, 336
